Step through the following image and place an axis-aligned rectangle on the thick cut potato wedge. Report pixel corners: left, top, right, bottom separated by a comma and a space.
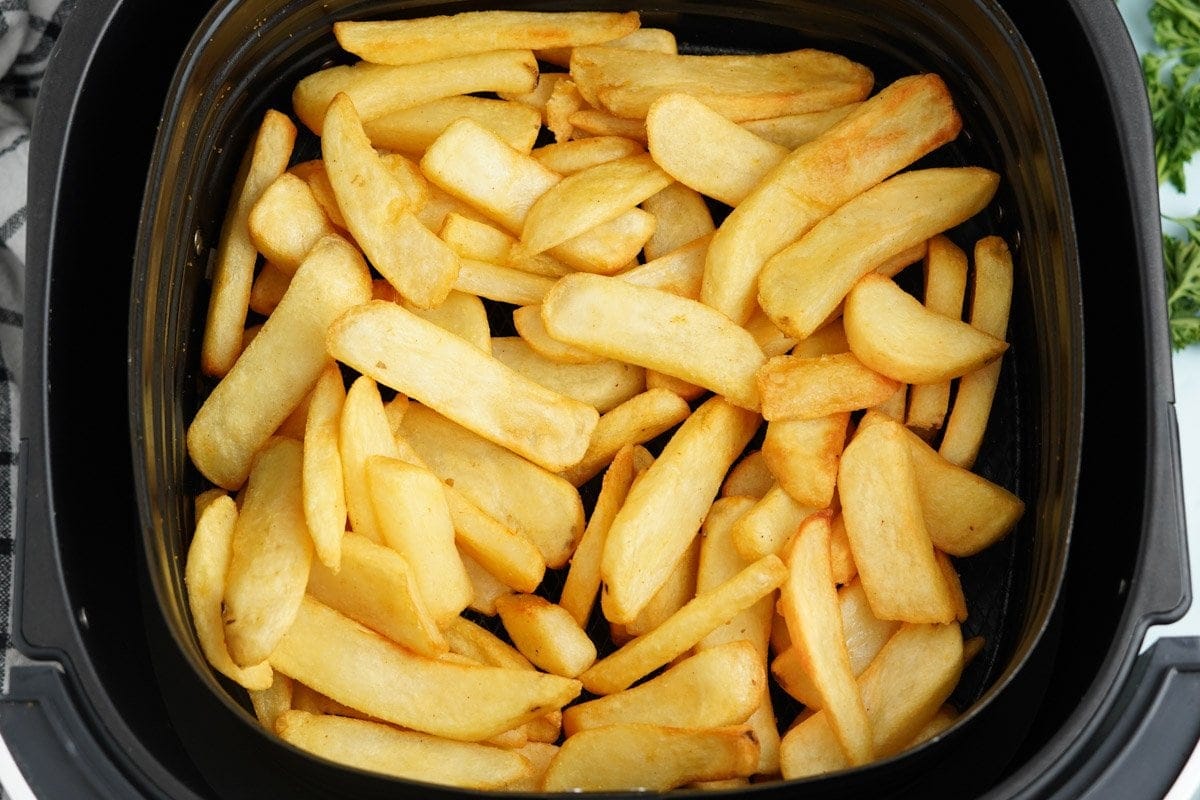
906, 236, 968, 436
559, 446, 637, 627
626, 538, 701, 637
445, 616, 533, 670
731, 483, 816, 562
513, 304, 603, 365
399, 403, 585, 569
367, 457, 472, 624
323, 94, 459, 309
398, 290, 491, 353
759, 167, 999, 340
741, 103, 861, 148
600, 397, 760, 624
339, 376, 400, 544
461, 553, 512, 615
306, 531, 448, 657
290, 159, 347, 229
248, 262, 290, 317
496, 594, 597, 678
501, 72, 569, 115
844, 273, 1007, 384
763, 413, 850, 508
940, 235, 1014, 467
188, 235, 371, 490
564, 641, 761, 734
248, 173, 337, 273
758, 352, 901, 422
537, 26, 677, 68
721, 451, 774, 500
585, 555, 786, 694
224, 438, 313, 666
647, 93, 788, 206
545, 78, 585, 143
248, 674, 292, 731
277, 711, 532, 790
328, 301, 598, 473
271, 597, 580, 741
363, 96, 541, 155
779, 622, 963, 779
185, 496, 273, 690
443, 490, 546, 594
201, 109, 296, 378
548, 208, 656, 274
641, 182, 715, 261
490, 337, 644, 412
542, 273, 766, 410
745, 308, 798, 358
334, 11, 639, 65
778, 513, 871, 765
454, 259, 555, 306
838, 417, 957, 623
518, 153, 672, 257
703, 74, 961, 325
294, 50, 538, 134
567, 108, 647, 141
533, 136, 646, 175
561, 388, 690, 486
543, 724, 758, 791
440, 213, 570, 279
302, 364, 348, 569
570, 46, 873, 121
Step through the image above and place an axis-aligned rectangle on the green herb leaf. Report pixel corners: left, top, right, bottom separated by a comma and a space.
1144, 0, 1200, 191
1164, 213, 1200, 350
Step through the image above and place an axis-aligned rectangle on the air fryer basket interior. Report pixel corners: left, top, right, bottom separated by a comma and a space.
129, 0, 1081, 795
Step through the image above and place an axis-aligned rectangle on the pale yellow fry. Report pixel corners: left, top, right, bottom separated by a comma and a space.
838, 417, 957, 623
444, 491, 546, 594
620, 234, 710, 299
731, 483, 817, 562
248, 262, 290, 316
185, 496, 273, 690
274, 388, 311, 440
440, 214, 571, 279
762, 413, 850, 508
248, 673, 292, 731
542, 273, 766, 410
907, 236, 968, 436
294, 50, 538, 134
422, 118, 561, 233
194, 488, 226, 519
647, 93, 788, 206
600, 397, 760, 624
940, 235, 1014, 467
845, 273, 1007, 384
454, 259, 554, 306
779, 622, 963, 779
504, 742, 560, 791
760, 167, 998, 340
513, 304, 603, 364
496, 594, 597, 678
570, 46, 873, 121
201, 109, 295, 377
277, 711, 532, 789
549, 207, 656, 274
642, 182, 715, 261
543, 724, 758, 792
829, 514, 858, 585
560, 446, 637, 627
248, 173, 337, 273
500, 72, 569, 115
445, 616, 532, 670
908, 705, 959, 748
532, 136, 645, 175
307, 531, 448, 657
626, 537, 701, 637
780, 513, 871, 765
742, 309, 794, 359
937, 550, 969, 623
399, 403, 585, 569
721, 451, 774, 500
567, 108, 647, 142
490, 336, 645, 413
224, 439, 313, 666
758, 352, 901, 422
584, 555, 786, 694
335, 11, 639, 65
538, 27, 677, 68
462, 553, 513, 615
545, 78, 584, 143
415, 183, 494, 232
518, 154, 672, 257
561, 388, 690, 486
363, 96, 541, 155
646, 369, 707, 402
368, 457, 473, 624
740, 103, 861, 148
188, 236, 371, 489
565, 641, 760, 735
399, 290, 491, 353
874, 384, 908, 421
272, 597, 580, 740
290, 159, 347, 229
328, 301, 597, 473
703, 73, 962, 325
302, 364, 347, 569
338, 376, 399, 543
323, 95, 458, 309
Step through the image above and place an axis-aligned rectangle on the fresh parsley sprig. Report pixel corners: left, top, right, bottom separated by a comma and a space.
1144, 0, 1200, 192
1164, 214, 1200, 349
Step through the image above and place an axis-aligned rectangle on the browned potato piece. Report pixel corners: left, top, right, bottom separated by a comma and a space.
906, 235, 968, 436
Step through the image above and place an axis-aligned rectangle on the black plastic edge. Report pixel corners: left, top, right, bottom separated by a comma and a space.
0, 666, 149, 799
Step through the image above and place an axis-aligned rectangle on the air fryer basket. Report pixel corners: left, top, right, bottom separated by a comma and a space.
126, 0, 1081, 796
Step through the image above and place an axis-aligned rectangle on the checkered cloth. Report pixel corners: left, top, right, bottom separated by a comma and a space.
0, 0, 72, 696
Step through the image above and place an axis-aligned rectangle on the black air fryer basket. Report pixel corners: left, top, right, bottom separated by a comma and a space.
5, 0, 1197, 798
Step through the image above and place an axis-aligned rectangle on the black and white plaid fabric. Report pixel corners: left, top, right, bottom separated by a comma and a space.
0, 0, 71, 698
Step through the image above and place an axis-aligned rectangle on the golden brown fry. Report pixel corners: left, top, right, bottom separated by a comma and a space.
740, 103, 861, 148
290, 159, 347, 229
906, 236, 968, 436
561, 388, 690, 486
248, 262, 290, 316
338, 376, 399, 543
363, 96, 541, 155
731, 483, 816, 562
302, 364, 347, 569
762, 413, 850, 508
248, 673, 292, 731
454, 259, 555, 306
513, 304, 603, 364
496, 594, 597, 678
626, 537, 701, 637
545, 78, 584, 143
444, 491, 546, 594
758, 352, 900, 422
567, 108, 647, 141
248, 173, 337, 274
642, 182, 715, 261
201, 110, 296, 377
532, 136, 645, 174
721, 451, 774, 500
537, 27, 677, 68
490, 336, 645, 413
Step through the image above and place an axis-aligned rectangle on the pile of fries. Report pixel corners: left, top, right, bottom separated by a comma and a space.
182, 8, 1025, 791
